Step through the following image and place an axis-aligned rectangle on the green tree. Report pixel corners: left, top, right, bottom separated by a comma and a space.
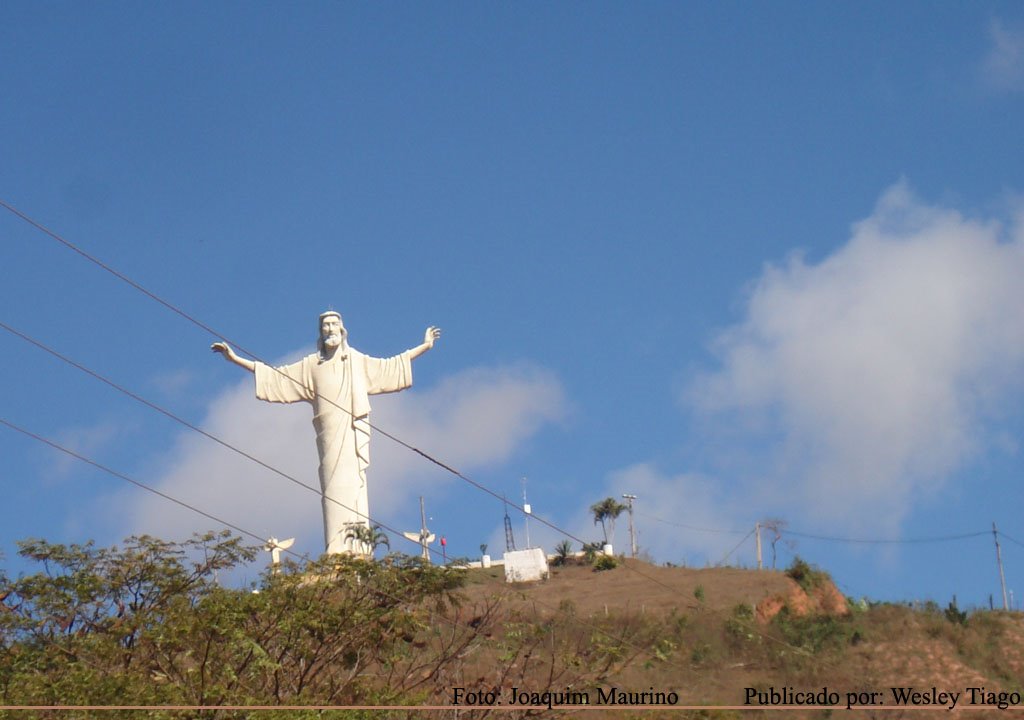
0, 532, 479, 709
343, 523, 391, 557
590, 497, 627, 545
0, 532, 629, 715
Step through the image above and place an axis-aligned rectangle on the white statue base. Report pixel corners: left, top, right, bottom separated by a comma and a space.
503, 548, 549, 583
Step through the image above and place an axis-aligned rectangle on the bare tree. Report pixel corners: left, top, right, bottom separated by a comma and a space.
761, 518, 795, 569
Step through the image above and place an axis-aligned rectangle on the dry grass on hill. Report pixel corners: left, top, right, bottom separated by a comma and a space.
444, 558, 1024, 719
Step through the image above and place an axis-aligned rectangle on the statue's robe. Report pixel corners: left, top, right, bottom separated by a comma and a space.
253, 349, 412, 554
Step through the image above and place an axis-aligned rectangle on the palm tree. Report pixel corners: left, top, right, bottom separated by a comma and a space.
343, 524, 390, 557
590, 497, 627, 545
552, 539, 573, 566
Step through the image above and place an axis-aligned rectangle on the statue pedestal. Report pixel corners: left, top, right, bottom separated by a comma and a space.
503, 548, 549, 583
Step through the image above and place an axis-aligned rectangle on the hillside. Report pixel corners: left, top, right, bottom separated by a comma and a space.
451, 559, 1024, 718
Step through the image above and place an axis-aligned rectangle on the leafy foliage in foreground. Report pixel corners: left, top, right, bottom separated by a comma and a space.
0, 532, 654, 719
0, 532, 477, 715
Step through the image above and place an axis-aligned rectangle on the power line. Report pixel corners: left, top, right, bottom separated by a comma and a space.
783, 529, 990, 545
0, 198, 228, 341
717, 527, 755, 566
0, 416, 301, 560
632, 512, 995, 547
1000, 531, 1024, 550
636, 511, 748, 535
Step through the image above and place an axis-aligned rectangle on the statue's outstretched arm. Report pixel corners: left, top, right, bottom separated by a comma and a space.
408, 326, 441, 360
211, 342, 256, 373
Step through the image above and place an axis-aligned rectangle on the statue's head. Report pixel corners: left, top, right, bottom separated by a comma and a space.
318, 311, 347, 356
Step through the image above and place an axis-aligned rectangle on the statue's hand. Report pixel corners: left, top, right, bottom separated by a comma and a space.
211, 341, 236, 361
424, 326, 441, 349
210, 341, 256, 373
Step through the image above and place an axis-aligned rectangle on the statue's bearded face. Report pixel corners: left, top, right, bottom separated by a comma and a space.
320, 315, 346, 349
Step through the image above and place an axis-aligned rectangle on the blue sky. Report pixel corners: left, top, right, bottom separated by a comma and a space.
3, 2, 1024, 607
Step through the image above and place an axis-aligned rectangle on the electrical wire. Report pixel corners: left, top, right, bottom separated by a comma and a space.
783, 529, 990, 545
716, 527, 755, 566
637, 511, 748, 535
0, 416, 297, 559
610, 512, 993, 548
1000, 531, 1024, 550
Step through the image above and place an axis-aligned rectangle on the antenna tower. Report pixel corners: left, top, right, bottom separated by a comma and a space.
503, 495, 516, 551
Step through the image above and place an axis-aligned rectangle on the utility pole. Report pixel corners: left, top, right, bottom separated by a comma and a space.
755, 521, 762, 570
622, 493, 637, 559
994, 522, 1009, 611
522, 477, 532, 549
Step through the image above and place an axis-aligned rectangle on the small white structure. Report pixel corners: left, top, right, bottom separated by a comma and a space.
503, 548, 549, 583
402, 496, 436, 562
264, 537, 295, 570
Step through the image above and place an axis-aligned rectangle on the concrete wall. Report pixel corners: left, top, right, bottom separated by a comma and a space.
503, 547, 550, 583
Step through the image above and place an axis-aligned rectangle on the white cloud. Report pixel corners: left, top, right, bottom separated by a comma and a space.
49, 421, 124, 484
983, 19, 1024, 92
368, 364, 568, 513
149, 368, 195, 397
690, 183, 1024, 532
94, 360, 567, 560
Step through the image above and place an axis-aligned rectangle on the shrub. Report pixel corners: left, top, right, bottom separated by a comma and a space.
593, 554, 618, 572
582, 541, 604, 563
786, 556, 829, 592
771, 607, 857, 654
725, 603, 758, 645
945, 600, 968, 626
551, 539, 573, 567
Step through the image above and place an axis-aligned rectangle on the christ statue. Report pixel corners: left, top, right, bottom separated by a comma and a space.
211, 312, 440, 555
